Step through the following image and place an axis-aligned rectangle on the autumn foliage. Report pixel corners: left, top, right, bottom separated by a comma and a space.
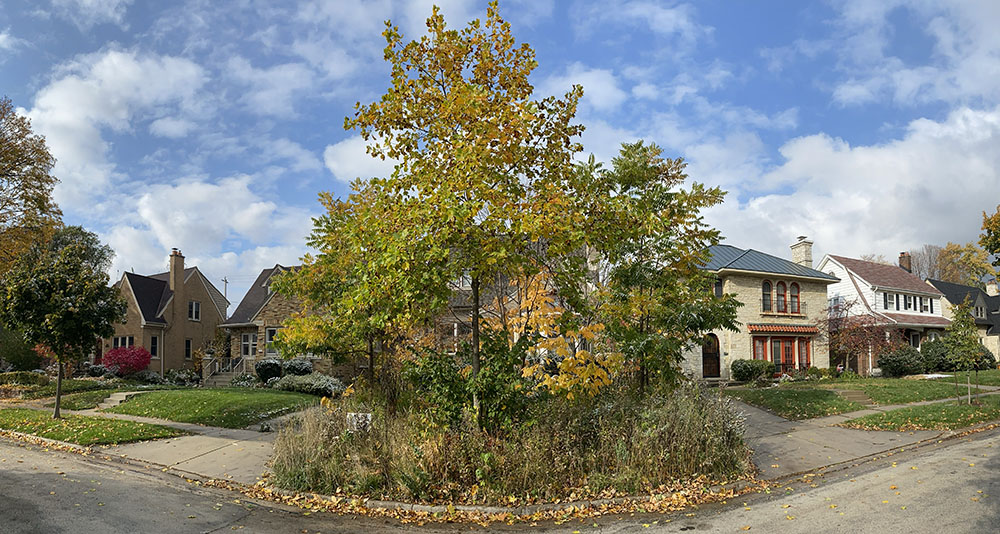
102, 346, 152, 376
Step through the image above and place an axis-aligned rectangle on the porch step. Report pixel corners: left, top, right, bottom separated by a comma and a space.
835, 389, 874, 406
203, 369, 241, 388
97, 391, 148, 410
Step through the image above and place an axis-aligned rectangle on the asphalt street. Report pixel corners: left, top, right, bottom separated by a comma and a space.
2, 427, 999, 533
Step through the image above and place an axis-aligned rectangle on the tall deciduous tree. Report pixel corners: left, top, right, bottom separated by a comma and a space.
0, 226, 125, 417
981, 205, 1000, 266
0, 96, 62, 275
936, 241, 995, 287
593, 142, 740, 391
343, 2, 585, 423
908, 244, 942, 281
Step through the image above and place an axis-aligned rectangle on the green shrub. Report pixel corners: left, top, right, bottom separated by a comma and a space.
806, 366, 829, 380
403, 349, 467, 427
0, 327, 42, 371
878, 346, 924, 378
272, 373, 344, 397
230, 372, 259, 388
164, 368, 200, 386
920, 339, 951, 372
283, 358, 313, 376
131, 370, 164, 384
271, 383, 750, 504
730, 359, 774, 382
255, 359, 283, 382
975, 346, 997, 371
0, 371, 49, 386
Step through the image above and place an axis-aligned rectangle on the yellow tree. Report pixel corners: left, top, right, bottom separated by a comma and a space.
981, 206, 1000, 268
936, 241, 995, 287
345, 2, 585, 424
0, 96, 62, 274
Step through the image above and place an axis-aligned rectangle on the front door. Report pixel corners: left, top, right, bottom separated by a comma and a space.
702, 334, 721, 378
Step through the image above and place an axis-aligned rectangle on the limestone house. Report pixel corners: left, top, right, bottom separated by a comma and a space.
682, 237, 839, 380
101, 249, 229, 375
218, 265, 358, 383
926, 278, 1000, 358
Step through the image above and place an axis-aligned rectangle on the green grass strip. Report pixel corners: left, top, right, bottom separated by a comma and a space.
106, 388, 318, 429
724, 388, 864, 420
0, 408, 183, 446
840, 395, 1000, 431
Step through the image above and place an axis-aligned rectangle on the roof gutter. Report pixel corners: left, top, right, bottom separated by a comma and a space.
871, 285, 942, 298
716, 267, 839, 283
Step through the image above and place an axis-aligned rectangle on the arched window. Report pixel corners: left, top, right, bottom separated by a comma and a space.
762, 281, 772, 312
790, 283, 800, 314
776, 282, 787, 313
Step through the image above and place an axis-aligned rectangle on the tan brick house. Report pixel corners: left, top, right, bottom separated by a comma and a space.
219, 265, 359, 382
681, 237, 839, 380
101, 249, 229, 375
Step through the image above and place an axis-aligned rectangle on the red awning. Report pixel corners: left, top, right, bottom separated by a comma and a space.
747, 324, 819, 334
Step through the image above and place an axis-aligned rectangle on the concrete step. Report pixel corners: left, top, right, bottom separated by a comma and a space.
203, 370, 240, 388
97, 391, 148, 410
835, 389, 874, 406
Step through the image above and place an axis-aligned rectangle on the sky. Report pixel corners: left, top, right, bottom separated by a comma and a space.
3, 0, 1000, 313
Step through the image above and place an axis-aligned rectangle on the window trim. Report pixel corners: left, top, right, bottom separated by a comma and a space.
241, 332, 258, 358
188, 301, 201, 321
265, 327, 279, 355
789, 283, 800, 314
184, 339, 193, 360
762, 280, 772, 312
150, 336, 159, 359
776, 282, 787, 313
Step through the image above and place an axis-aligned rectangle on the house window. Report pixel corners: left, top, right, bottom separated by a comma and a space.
909, 333, 920, 349
798, 338, 810, 368
762, 281, 772, 312
919, 297, 927, 313
776, 282, 787, 313
188, 301, 201, 321
904, 295, 912, 310
714, 278, 723, 298
150, 336, 158, 359
976, 306, 986, 318
753, 338, 767, 360
241, 333, 258, 357
789, 283, 800, 314
883, 292, 890, 310
113, 336, 134, 348
265, 328, 279, 355
185, 339, 192, 360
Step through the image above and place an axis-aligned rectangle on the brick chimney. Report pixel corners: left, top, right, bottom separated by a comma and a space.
988, 279, 999, 297
898, 251, 912, 273
790, 236, 813, 269
169, 248, 185, 294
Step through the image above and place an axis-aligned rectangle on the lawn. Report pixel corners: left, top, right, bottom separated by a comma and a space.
724, 388, 865, 420
0, 408, 184, 445
46, 389, 121, 410
106, 388, 319, 428
828, 378, 977, 405
931, 369, 1000, 387
840, 395, 1000, 431
21, 379, 107, 399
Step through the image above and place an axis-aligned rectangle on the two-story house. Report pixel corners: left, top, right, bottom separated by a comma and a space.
816, 253, 950, 373
682, 237, 839, 380
218, 265, 359, 382
102, 249, 229, 375
927, 278, 1000, 357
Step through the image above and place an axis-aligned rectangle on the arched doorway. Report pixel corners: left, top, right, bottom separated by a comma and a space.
702, 334, 721, 378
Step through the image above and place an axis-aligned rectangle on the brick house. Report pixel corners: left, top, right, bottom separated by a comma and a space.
681, 237, 839, 380
218, 265, 359, 382
101, 249, 229, 375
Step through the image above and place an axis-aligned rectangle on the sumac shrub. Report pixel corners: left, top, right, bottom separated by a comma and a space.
731, 359, 774, 382
255, 359, 283, 382
102, 346, 152, 376
878, 346, 924, 377
283, 358, 313, 376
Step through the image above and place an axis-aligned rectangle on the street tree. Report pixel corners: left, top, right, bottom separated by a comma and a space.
593, 142, 741, 391
0, 96, 62, 275
342, 2, 586, 424
0, 226, 125, 417
821, 299, 905, 375
945, 298, 981, 404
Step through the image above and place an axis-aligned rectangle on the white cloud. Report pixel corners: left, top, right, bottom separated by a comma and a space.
705, 106, 1000, 262
324, 135, 399, 183
400, 0, 475, 39
227, 56, 315, 117
50, 0, 133, 30
263, 138, 322, 173
574, 1, 711, 50
0, 29, 26, 53
631, 82, 658, 99
149, 116, 195, 138
539, 62, 627, 113
26, 49, 207, 213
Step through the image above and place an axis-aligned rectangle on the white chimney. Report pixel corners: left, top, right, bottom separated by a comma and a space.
988, 279, 999, 297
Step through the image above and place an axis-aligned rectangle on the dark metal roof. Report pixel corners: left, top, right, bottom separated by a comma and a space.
927, 279, 995, 327
702, 244, 838, 281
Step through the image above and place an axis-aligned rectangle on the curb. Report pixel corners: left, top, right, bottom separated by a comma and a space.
0, 429, 93, 453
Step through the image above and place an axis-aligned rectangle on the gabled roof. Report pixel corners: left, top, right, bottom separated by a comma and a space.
223, 265, 296, 325
702, 244, 838, 282
927, 279, 995, 327
149, 266, 229, 319
828, 255, 943, 296
121, 272, 169, 325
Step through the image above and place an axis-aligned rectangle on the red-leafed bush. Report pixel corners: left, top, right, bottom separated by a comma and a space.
102, 346, 152, 376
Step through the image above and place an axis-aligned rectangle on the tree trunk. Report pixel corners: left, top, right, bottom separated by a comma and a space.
53, 361, 63, 419
471, 275, 483, 429
367, 337, 375, 383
